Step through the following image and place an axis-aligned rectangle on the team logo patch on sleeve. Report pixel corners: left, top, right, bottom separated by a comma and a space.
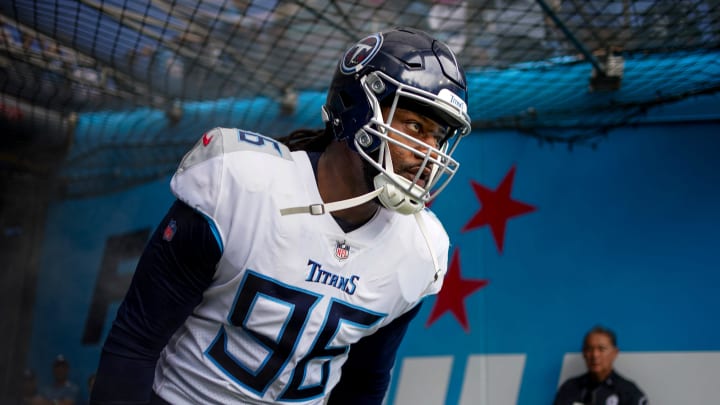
341, 33, 383, 74
335, 240, 350, 260
163, 219, 177, 241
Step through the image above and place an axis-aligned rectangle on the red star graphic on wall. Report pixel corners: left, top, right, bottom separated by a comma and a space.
462, 166, 536, 253
426, 248, 488, 332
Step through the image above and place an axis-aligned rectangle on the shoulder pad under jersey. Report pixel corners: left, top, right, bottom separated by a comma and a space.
177, 127, 292, 172
171, 127, 294, 221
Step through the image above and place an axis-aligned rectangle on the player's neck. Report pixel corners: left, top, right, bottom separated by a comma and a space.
317, 142, 379, 225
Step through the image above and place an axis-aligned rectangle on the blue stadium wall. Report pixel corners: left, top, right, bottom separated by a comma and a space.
29, 100, 720, 404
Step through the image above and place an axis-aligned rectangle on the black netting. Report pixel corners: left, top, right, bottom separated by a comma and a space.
1, 0, 719, 197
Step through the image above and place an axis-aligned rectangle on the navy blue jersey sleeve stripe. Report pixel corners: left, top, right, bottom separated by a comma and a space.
327, 303, 422, 405
91, 199, 221, 405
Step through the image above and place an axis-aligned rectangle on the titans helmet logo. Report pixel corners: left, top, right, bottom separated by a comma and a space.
341, 33, 383, 75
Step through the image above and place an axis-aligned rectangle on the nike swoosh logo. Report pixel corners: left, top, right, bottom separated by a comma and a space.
202, 133, 214, 146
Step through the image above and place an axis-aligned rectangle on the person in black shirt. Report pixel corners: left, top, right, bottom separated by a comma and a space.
554, 326, 648, 405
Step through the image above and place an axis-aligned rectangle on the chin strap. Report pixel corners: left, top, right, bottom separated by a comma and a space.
280, 187, 385, 216
414, 211, 442, 284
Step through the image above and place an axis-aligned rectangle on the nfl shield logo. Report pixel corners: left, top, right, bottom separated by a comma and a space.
335, 240, 350, 260
163, 219, 177, 241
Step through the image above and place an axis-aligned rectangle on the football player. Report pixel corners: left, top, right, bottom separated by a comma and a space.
91, 27, 471, 404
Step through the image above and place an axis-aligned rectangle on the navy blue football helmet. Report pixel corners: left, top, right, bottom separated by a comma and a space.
322, 27, 471, 214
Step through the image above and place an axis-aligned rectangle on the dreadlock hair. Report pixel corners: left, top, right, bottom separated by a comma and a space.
276, 127, 334, 152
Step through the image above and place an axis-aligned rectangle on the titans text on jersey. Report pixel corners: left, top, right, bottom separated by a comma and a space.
305, 259, 360, 295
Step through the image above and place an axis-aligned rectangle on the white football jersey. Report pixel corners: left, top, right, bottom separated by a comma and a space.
153, 127, 450, 404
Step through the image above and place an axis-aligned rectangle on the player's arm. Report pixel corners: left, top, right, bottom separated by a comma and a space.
327, 303, 422, 405
90, 199, 221, 405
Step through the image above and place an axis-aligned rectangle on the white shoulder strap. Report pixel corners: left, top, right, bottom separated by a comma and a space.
279, 187, 384, 216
